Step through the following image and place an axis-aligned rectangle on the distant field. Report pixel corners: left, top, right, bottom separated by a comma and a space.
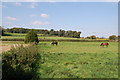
2, 36, 82, 40
4, 32, 44, 36
2, 33, 81, 40
2, 33, 109, 40
38, 42, 118, 78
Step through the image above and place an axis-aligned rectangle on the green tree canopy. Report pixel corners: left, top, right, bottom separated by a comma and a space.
0, 26, 4, 36
109, 35, 117, 40
90, 35, 96, 39
25, 29, 39, 44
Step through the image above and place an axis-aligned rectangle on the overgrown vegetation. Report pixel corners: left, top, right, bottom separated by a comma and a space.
2, 44, 40, 80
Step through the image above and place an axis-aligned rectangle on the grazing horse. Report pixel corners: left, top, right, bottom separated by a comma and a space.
51, 41, 58, 46
100, 43, 109, 47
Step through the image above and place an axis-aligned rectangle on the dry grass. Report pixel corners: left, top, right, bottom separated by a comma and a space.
0, 41, 29, 53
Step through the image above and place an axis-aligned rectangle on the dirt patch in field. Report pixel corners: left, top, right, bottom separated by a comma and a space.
0, 45, 11, 53
0, 44, 29, 53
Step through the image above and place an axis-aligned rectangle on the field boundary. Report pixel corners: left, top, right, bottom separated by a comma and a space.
1, 38, 114, 42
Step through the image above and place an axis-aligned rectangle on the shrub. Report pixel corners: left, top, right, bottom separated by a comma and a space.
109, 35, 117, 40
25, 29, 39, 44
2, 44, 40, 80
90, 35, 96, 39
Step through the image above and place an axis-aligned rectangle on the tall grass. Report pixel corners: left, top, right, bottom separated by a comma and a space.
2, 44, 40, 80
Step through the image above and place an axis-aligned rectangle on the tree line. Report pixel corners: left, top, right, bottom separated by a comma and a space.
1, 27, 81, 38
84, 35, 119, 40
1, 26, 119, 40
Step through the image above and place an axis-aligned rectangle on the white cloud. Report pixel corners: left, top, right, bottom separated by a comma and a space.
6, 16, 17, 20
40, 13, 49, 18
32, 21, 50, 25
30, 2, 38, 8
15, 2, 22, 6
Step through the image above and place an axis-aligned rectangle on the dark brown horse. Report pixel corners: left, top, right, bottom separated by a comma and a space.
100, 43, 109, 47
51, 41, 58, 46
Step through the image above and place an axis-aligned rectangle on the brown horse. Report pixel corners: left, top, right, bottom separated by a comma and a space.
100, 43, 109, 47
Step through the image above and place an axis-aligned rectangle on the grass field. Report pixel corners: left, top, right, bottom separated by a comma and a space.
37, 42, 118, 78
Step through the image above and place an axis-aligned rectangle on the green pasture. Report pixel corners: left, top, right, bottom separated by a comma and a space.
37, 42, 118, 78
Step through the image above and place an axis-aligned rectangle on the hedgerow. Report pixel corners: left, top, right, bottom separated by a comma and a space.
2, 44, 40, 80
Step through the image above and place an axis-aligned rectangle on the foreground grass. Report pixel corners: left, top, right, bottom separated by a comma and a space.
38, 42, 118, 78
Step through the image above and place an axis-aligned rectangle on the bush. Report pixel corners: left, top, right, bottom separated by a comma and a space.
90, 35, 96, 39
109, 35, 117, 40
25, 29, 39, 44
2, 44, 40, 80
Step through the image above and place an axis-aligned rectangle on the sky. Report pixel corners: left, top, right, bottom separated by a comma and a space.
1, 0, 119, 2
1, 2, 118, 38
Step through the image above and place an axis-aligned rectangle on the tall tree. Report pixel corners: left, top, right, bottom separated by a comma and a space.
25, 29, 39, 44
90, 35, 96, 39
0, 26, 4, 36
58, 29, 65, 37
109, 35, 117, 40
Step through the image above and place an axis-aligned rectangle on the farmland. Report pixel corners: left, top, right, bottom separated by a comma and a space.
1, 33, 118, 78
37, 42, 118, 78
1, 1, 119, 79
